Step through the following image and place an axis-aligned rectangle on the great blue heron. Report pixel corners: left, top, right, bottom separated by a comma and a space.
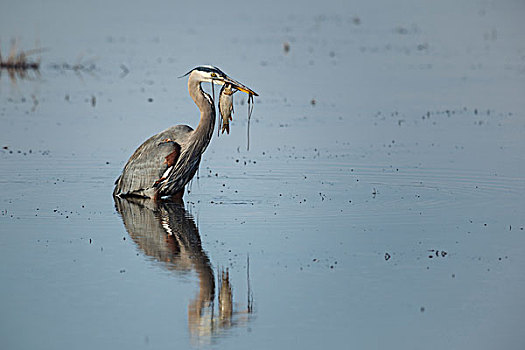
113, 65, 258, 201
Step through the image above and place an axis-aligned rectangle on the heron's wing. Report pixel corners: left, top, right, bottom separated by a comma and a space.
114, 126, 191, 197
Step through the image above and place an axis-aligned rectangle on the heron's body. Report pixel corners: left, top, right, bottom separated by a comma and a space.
113, 66, 257, 201
113, 125, 193, 199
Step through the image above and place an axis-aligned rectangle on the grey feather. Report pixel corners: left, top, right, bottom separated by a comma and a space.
114, 125, 192, 198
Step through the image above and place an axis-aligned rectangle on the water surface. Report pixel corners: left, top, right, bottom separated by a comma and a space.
1, 0, 525, 349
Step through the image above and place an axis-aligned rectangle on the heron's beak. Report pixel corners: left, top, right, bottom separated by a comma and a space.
217, 76, 258, 96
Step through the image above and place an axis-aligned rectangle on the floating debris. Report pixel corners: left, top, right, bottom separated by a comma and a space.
428, 249, 447, 258
119, 64, 129, 78
48, 53, 97, 75
283, 42, 290, 54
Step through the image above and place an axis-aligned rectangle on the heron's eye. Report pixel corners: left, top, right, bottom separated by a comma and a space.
211, 72, 217, 78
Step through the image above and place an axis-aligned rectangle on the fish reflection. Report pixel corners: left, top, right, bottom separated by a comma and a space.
114, 197, 254, 345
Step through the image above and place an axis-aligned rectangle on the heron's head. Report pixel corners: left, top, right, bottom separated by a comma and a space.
183, 65, 258, 96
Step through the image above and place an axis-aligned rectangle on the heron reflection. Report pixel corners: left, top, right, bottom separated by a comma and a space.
114, 197, 254, 344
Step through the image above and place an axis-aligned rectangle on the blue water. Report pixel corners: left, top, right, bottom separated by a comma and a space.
1, 0, 525, 349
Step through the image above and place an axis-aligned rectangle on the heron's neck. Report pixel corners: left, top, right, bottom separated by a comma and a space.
188, 77, 216, 153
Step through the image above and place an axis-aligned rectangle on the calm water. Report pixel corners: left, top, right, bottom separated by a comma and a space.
1, 0, 525, 349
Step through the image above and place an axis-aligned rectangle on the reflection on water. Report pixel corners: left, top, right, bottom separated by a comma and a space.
0, 65, 40, 84
114, 197, 254, 346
